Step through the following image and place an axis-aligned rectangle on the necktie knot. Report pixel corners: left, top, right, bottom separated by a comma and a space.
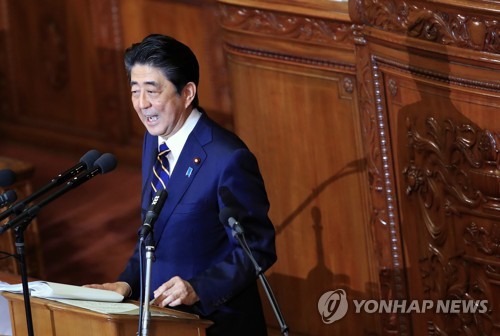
158, 143, 170, 157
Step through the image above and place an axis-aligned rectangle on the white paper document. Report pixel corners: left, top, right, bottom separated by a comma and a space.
0, 282, 12, 336
52, 299, 176, 317
0, 281, 124, 302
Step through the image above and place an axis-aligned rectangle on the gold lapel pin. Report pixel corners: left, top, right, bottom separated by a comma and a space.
193, 157, 201, 164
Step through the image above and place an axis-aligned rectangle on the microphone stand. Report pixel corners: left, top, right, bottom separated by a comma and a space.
139, 233, 155, 336
13, 218, 36, 336
3, 181, 75, 336
0, 153, 116, 336
232, 230, 289, 336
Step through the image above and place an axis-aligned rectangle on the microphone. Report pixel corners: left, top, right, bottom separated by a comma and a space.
52, 149, 102, 184
0, 149, 101, 222
65, 153, 117, 189
219, 206, 245, 236
0, 153, 117, 234
0, 169, 16, 187
139, 189, 168, 239
0, 190, 17, 207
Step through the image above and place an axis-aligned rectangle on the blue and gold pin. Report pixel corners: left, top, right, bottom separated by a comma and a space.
186, 157, 201, 177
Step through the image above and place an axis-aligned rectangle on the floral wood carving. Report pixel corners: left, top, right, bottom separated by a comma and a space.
404, 117, 499, 216
404, 104, 499, 333
419, 249, 493, 335
354, 0, 500, 54
219, 3, 354, 48
465, 222, 500, 257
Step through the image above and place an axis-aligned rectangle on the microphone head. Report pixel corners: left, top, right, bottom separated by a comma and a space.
0, 169, 16, 187
80, 149, 101, 170
94, 153, 118, 174
151, 189, 168, 208
1, 190, 17, 205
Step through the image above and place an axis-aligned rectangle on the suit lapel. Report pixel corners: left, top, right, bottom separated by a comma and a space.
153, 114, 212, 242
142, 136, 158, 208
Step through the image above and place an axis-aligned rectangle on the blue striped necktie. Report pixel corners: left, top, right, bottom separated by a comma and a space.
151, 143, 171, 193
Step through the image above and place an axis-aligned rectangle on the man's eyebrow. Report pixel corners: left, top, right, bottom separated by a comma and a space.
130, 80, 161, 87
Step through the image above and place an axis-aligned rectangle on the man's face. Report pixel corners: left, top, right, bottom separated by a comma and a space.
130, 64, 193, 138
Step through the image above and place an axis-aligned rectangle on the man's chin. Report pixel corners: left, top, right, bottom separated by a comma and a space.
144, 124, 165, 136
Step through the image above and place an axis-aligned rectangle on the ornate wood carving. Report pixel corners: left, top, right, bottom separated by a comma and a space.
353, 31, 409, 334
350, 0, 500, 54
351, 0, 500, 334
219, 3, 354, 47
219, 3, 356, 71
404, 112, 499, 334
356, 40, 500, 335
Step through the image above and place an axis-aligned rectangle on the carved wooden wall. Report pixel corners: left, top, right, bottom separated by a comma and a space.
218, 1, 380, 334
350, 0, 500, 334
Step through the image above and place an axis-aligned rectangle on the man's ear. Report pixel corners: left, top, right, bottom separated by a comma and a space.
183, 82, 197, 108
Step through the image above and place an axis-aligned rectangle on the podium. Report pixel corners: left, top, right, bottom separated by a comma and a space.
2, 291, 212, 336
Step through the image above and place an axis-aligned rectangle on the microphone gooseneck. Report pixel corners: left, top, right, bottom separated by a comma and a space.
0, 152, 117, 235
218, 192, 289, 336
0, 149, 102, 222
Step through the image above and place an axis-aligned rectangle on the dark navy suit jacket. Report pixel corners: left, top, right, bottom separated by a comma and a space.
118, 112, 277, 335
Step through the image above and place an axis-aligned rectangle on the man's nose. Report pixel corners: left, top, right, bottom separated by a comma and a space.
138, 91, 151, 109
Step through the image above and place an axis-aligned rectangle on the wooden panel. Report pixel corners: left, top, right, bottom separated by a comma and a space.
219, 1, 379, 334
228, 55, 377, 335
350, 0, 500, 334
0, 0, 136, 163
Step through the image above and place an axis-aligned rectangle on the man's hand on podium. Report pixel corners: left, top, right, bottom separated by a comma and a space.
83, 281, 132, 298
151, 276, 199, 308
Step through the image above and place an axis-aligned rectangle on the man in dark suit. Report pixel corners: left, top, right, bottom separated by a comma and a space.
87, 34, 276, 335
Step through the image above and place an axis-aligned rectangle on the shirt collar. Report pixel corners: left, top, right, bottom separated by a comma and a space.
157, 108, 202, 170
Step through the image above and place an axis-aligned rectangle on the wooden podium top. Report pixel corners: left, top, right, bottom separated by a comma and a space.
1, 273, 212, 336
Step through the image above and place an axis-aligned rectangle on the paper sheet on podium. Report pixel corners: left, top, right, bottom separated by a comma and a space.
53, 299, 177, 317
0, 281, 124, 302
